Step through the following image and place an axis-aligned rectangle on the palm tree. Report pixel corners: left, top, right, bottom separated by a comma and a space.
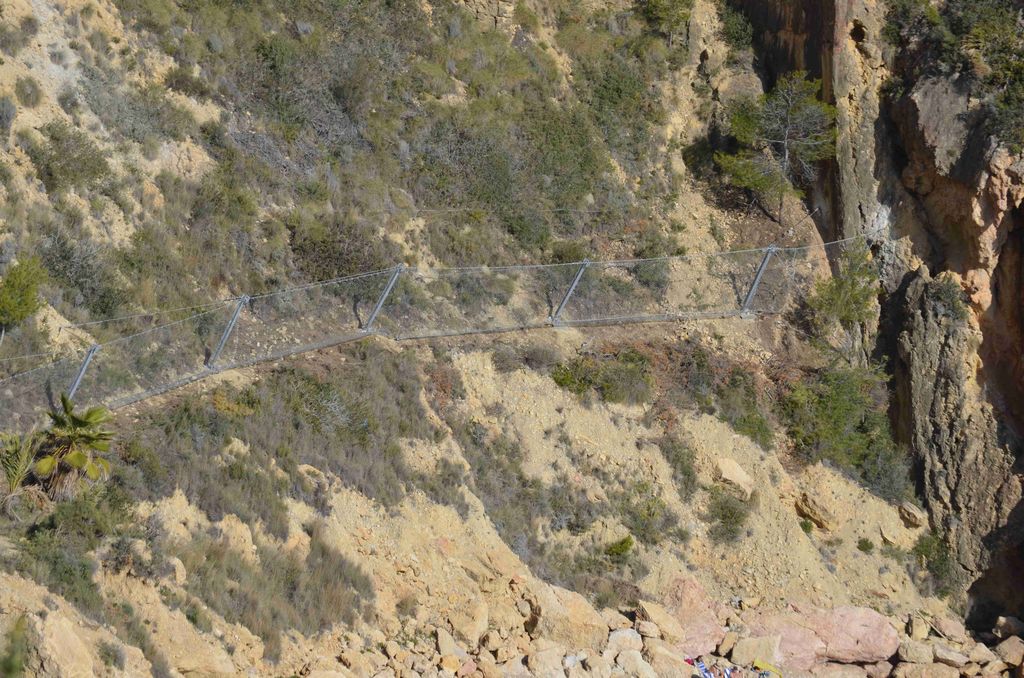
0, 433, 48, 519
35, 394, 113, 501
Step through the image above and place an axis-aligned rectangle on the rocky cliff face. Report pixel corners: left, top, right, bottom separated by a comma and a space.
733, 0, 1024, 618
890, 268, 1022, 612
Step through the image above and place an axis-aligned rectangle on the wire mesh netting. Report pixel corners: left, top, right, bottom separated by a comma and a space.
0, 239, 869, 434
70, 303, 239, 410
373, 263, 583, 339
214, 270, 395, 370
556, 250, 772, 324
0, 353, 85, 432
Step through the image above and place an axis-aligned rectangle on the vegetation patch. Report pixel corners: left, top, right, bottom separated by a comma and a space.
779, 363, 910, 502
657, 435, 697, 501
122, 349, 438, 521
705, 485, 752, 543
171, 522, 373, 661
22, 122, 110, 195
885, 0, 1024, 149
552, 348, 655, 405
668, 340, 776, 448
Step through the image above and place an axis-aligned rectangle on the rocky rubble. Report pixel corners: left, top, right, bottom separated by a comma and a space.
315, 603, 1024, 678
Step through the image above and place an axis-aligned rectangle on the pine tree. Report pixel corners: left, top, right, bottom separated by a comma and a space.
715, 71, 836, 226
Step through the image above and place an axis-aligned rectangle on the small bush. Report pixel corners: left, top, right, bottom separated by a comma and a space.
98, 641, 125, 669
857, 537, 875, 553
705, 486, 751, 543
638, 0, 694, 44
930, 276, 968, 322
491, 344, 520, 373
0, 15, 40, 56
800, 519, 813, 534
780, 363, 910, 502
14, 77, 42, 108
552, 349, 655, 405
0, 97, 15, 139
604, 535, 634, 564
0, 615, 28, 677
805, 240, 878, 341
912, 531, 957, 597
17, 484, 134, 618
658, 435, 697, 501
174, 521, 373, 661
718, 2, 753, 54
24, 121, 110, 194
41, 228, 127, 317
164, 65, 212, 101
0, 257, 46, 334
716, 369, 773, 449
612, 480, 680, 545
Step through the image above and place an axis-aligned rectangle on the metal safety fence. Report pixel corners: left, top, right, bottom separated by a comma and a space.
0, 238, 860, 433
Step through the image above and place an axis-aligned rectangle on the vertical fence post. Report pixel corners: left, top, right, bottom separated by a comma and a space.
741, 245, 778, 316
68, 344, 100, 400
364, 265, 404, 333
551, 260, 590, 326
206, 296, 249, 369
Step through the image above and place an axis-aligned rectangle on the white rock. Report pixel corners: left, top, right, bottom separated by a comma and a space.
615, 649, 657, 678
715, 458, 753, 500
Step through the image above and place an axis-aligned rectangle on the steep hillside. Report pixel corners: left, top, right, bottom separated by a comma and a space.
2, 0, 1022, 677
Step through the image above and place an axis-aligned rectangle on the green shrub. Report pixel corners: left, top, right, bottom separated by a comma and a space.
41, 228, 127, 317
800, 518, 813, 534
14, 77, 42, 108
0, 257, 46, 336
857, 537, 875, 553
17, 483, 134, 618
604, 535, 634, 564
930, 276, 969, 322
612, 480, 679, 545
23, 121, 110, 194
780, 363, 910, 502
805, 240, 878, 340
164, 65, 212, 100
718, 2, 753, 54
637, 0, 694, 45
0, 615, 28, 678
0, 96, 15, 139
98, 641, 125, 669
912, 531, 957, 597
716, 369, 773, 449
552, 349, 655, 405
705, 486, 751, 543
658, 435, 697, 501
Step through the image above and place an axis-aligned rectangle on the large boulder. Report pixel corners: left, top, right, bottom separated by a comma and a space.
731, 636, 781, 667
642, 638, 690, 675
995, 636, 1024, 666
716, 458, 754, 500
897, 640, 933, 664
812, 606, 901, 664
635, 600, 685, 644
745, 605, 900, 671
796, 492, 835, 531
892, 662, 959, 678
603, 629, 643, 659
660, 576, 728, 657
530, 584, 608, 652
